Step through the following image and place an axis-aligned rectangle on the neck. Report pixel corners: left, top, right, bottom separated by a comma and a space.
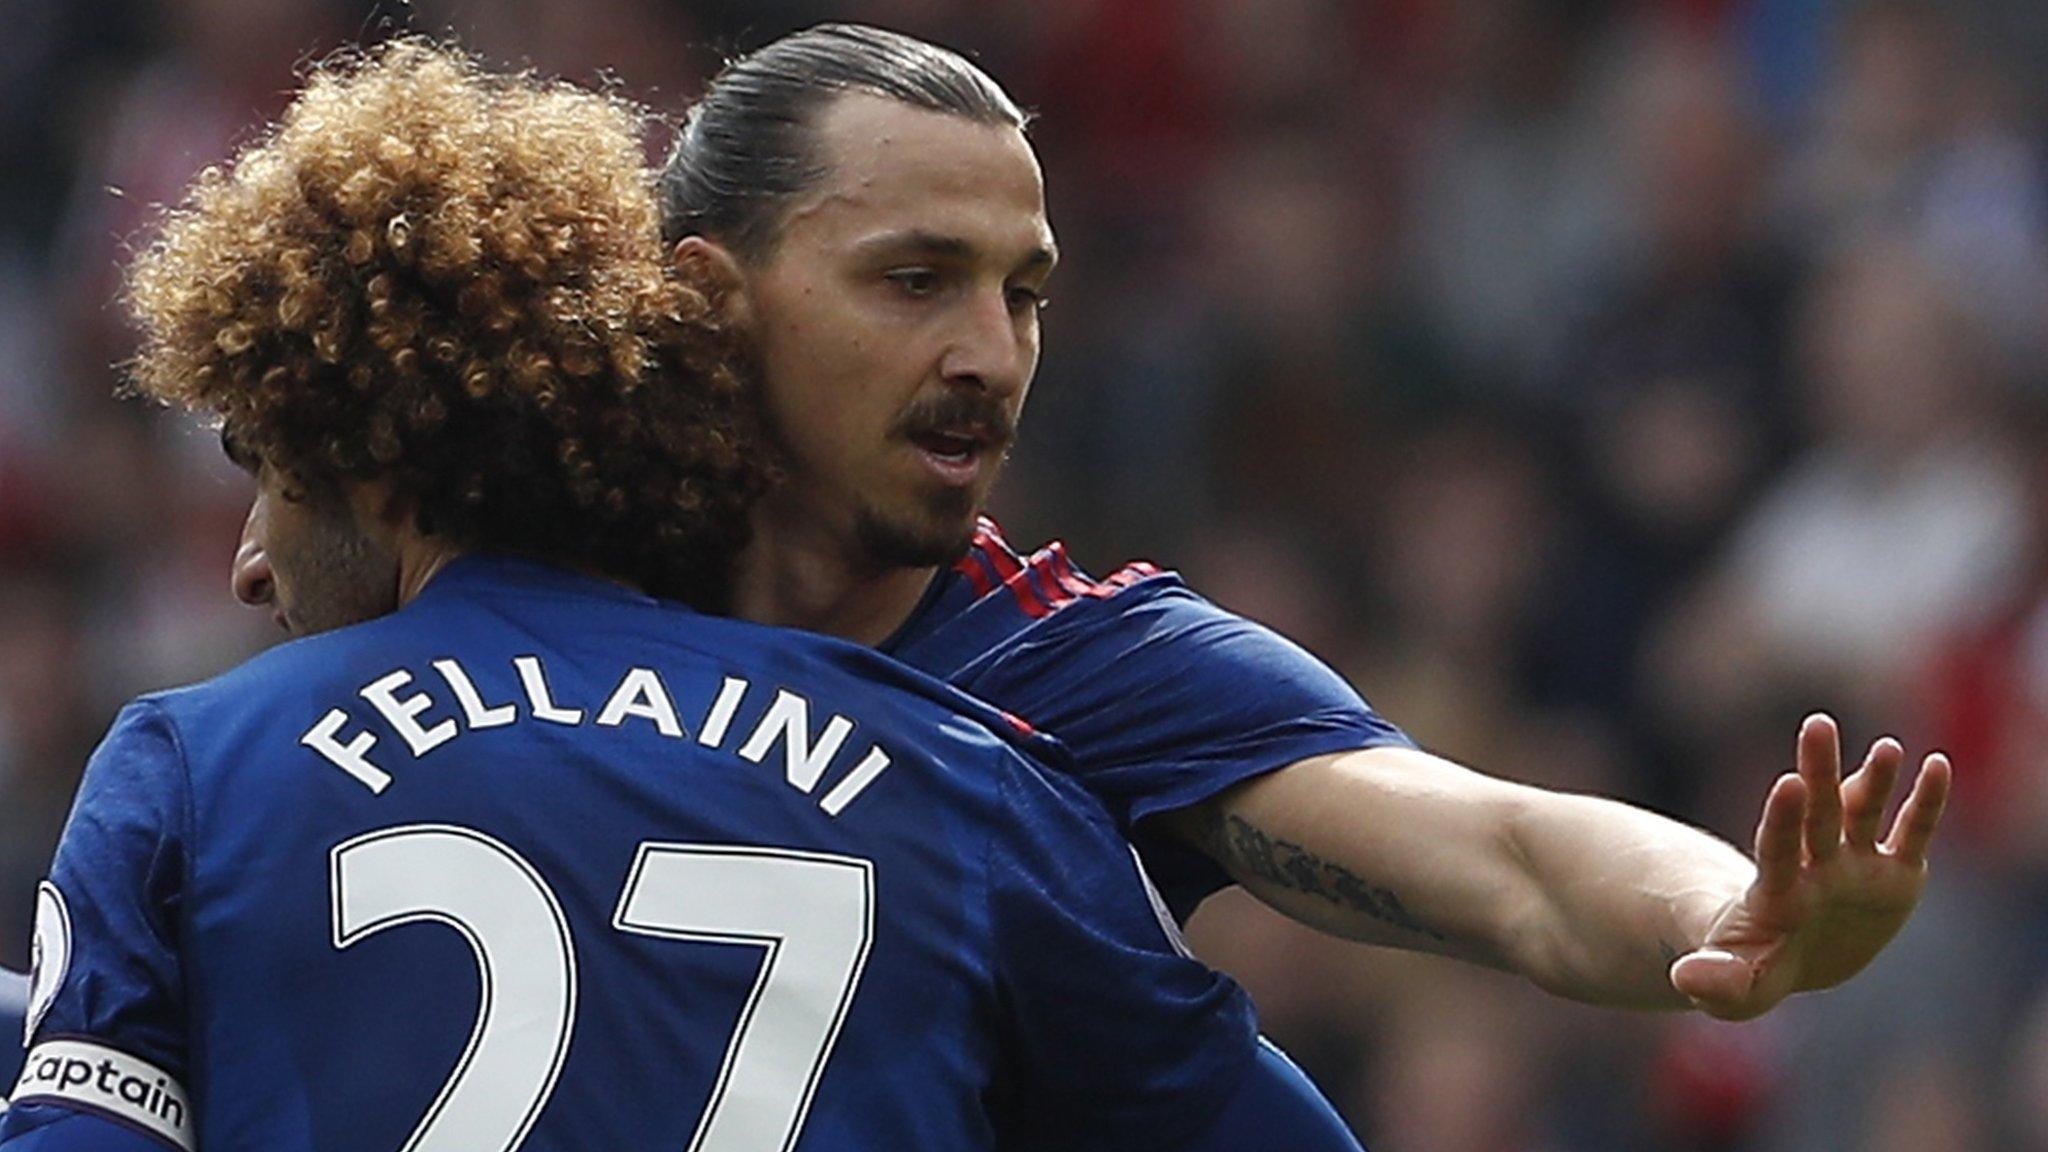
732, 501, 939, 646
344, 482, 471, 613
394, 535, 467, 608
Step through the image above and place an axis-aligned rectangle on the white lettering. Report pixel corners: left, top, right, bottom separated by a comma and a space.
596, 667, 684, 738
361, 670, 457, 758
738, 690, 853, 794
11, 1040, 194, 1151
697, 676, 749, 748
299, 660, 898, 820
302, 709, 391, 793
516, 656, 584, 725
435, 659, 517, 729
817, 747, 891, 817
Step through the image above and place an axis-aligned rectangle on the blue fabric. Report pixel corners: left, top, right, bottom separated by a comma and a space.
887, 525, 1414, 916
1183, 1039, 1368, 1152
1, 555, 1292, 1152
0, 1106, 169, 1152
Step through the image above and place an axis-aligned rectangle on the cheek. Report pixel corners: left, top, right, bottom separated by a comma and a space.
762, 338, 895, 438
749, 281, 926, 460
262, 516, 315, 596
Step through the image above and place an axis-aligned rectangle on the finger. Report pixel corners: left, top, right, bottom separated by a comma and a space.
1882, 753, 1953, 866
1669, 949, 1759, 1018
1841, 736, 1903, 851
1797, 713, 1844, 863
1754, 772, 1808, 896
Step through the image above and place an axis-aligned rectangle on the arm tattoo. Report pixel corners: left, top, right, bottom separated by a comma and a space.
1202, 810, 1446, 942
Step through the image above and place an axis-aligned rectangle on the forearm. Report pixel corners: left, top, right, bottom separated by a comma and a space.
1172, 747, 1754, 1008
1496, 788, 1753, 1008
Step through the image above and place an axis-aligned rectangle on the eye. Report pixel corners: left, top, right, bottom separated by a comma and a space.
883, 267, 942, 297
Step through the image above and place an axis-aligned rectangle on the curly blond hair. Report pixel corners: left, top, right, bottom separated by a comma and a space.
126, 38, 768, 608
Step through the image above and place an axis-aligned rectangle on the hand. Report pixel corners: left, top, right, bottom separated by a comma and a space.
1668, 713, 1951, 1021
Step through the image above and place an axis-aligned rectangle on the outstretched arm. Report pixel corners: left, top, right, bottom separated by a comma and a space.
1166, 713, 1949, 1018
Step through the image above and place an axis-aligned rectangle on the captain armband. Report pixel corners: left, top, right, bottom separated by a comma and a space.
10, 1040, 193, 1151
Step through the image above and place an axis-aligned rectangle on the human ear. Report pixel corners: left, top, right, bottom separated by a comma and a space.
671, 235, 755, 334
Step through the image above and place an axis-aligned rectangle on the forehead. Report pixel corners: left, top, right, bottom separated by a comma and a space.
784, 93, 1052, 256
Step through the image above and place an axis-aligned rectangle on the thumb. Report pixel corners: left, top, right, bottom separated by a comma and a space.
1670, 948, 1758, 1015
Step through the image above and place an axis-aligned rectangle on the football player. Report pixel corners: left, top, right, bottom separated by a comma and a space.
0, 40, 1365, 1152
660, 22, 1950, 1023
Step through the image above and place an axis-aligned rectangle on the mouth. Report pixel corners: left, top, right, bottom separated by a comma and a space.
907, 428, 998, 487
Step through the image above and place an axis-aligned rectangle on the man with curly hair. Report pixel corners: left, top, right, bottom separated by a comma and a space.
658, 20, 1951, 1028
0, 40, 1370, 1152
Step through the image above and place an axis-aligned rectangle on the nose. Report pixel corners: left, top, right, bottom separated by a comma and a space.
938, 290, 1033, 400
232, 499, 275, 608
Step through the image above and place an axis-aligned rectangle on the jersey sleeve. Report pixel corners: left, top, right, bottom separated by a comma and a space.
0, 1105, 179, 1152
0, 703, 194, 1152
1178, 1039, 1367, 1152
947, 579, 1415, 830
985, 760, 1259, 1152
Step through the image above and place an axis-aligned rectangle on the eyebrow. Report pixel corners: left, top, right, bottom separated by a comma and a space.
854, 229, 1059, 274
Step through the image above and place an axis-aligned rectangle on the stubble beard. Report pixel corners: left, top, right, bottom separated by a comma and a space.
753, 394, 1012, 573
854, 388, 1017, 570
277, 503, 400, 637
853, 439, 1015, 571
852, 480, 984, 570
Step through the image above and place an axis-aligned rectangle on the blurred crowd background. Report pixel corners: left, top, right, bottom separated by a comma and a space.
2, 0, 2044, 1148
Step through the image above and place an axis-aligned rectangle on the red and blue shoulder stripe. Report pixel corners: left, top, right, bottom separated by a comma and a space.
952, 516, 1160, 619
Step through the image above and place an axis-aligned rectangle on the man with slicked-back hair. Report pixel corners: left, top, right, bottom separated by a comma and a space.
658, 21, 1950, 1035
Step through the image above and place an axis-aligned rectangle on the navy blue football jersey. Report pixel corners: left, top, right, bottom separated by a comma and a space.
1, 556, 1268, 1152
883, 519, 1415, 918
